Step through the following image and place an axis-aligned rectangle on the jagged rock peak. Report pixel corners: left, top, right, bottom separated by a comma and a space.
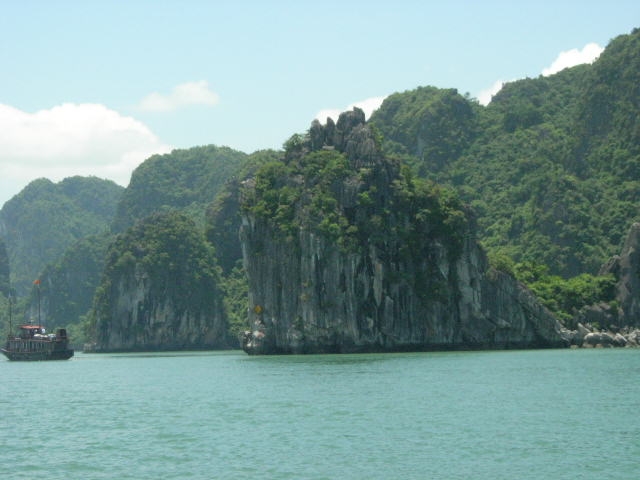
287, 107, 382, 168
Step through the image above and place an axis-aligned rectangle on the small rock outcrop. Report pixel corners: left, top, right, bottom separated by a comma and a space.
560, 223, 640, 347
600, 222, 640, 326
565, 324, 640, 348
240, 110, 566, 354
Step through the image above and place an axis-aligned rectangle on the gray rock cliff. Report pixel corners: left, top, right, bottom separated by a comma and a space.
240, 110, 566, 354
90, 263, 227, 352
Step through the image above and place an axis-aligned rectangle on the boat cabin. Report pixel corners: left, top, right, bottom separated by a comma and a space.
18, 325, 47, 339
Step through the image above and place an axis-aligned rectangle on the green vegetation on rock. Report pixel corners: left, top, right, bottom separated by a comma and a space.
243, 109, 471, 264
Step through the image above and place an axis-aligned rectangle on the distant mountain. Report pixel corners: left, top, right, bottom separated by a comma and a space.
111, 145, 248, 232
370, 28, 640, 278
96, 146, 279, 348
0, 176, 123, 295
2, 145, 268, 343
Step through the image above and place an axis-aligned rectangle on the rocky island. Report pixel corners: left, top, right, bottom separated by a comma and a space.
240, 109, 567, 354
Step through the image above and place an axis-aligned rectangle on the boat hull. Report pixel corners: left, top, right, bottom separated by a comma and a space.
1, 347, 74, 361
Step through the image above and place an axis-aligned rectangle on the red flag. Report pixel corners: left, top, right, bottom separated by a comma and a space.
33, 279, 41, 285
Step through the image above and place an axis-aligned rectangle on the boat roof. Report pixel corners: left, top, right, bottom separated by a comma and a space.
19, 325, 45, 330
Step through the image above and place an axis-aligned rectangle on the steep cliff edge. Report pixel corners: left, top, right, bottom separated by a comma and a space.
240, 110, 566, 354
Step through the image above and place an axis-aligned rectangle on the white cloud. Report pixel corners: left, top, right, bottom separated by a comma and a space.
476, 42, 605, 106
542, 42, 604, 77
138, 80, 220, 112
315, 96, 387, 124
477, 80, 506, 106
0, 103, 172, 206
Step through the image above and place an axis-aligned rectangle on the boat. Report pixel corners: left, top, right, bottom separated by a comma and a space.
1, 280, 74, 361
2, 325, 74, 361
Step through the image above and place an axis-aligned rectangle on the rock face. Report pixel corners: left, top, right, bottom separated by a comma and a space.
241, 225, 566, 354
240, 109, 566, 354
90, 264, 227, 352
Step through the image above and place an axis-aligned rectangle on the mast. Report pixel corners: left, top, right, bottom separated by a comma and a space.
33, 278, 41, 327
7, 291, 11, 336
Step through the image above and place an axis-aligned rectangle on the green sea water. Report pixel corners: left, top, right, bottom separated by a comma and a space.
1, 348, 638, 479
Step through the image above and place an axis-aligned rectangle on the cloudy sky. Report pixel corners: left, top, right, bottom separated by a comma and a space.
1, 0, 638, 207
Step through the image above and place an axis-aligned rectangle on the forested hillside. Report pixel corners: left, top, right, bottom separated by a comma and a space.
0, 145, 260, 339
370, 28, 640, 279
111, 145, 248, 232
205, 149, 281, 272
0, 176, 123, 296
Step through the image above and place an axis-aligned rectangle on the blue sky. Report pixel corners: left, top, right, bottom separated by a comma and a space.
1, 1, 638, 206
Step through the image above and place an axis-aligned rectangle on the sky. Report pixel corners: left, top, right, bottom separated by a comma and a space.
1, 1, 638, 207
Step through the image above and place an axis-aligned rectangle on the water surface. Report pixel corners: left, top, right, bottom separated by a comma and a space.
1, 348, 638, 479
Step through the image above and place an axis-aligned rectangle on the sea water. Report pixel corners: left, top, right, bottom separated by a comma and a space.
1, 348, 638, 479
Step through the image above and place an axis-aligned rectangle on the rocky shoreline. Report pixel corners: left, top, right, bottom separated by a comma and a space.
562, 323, 640, 348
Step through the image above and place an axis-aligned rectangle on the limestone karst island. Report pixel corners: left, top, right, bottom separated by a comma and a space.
2, 28, 640, 355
